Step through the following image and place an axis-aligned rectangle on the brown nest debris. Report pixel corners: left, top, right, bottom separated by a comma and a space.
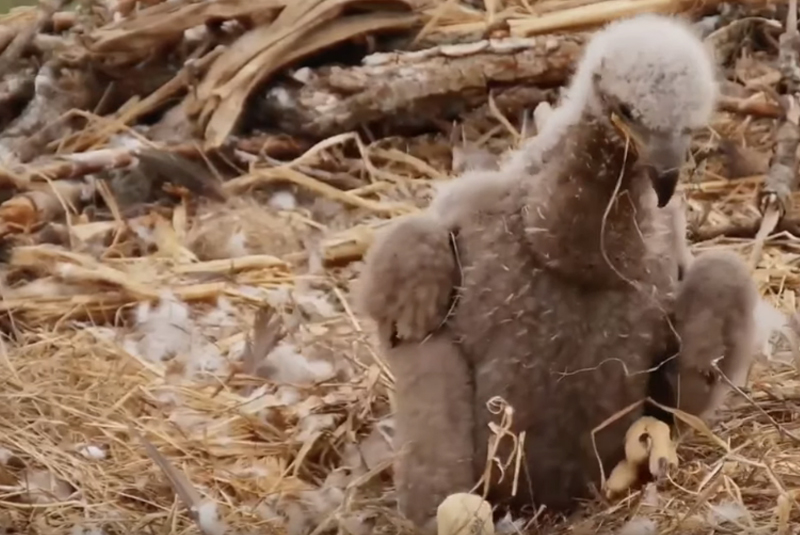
0, 0, 797, 534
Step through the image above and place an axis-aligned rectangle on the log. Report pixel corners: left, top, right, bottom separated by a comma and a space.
253, 24, 781, 140
255, 35, 585, 139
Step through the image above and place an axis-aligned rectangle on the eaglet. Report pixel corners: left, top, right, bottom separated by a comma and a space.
358, 13, 760, 530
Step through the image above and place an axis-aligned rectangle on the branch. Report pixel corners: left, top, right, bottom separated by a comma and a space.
0, 136, 307, 188
691, 216, 800, 242
256, 29, 789, 140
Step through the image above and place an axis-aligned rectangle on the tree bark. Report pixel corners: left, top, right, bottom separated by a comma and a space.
253, 34, 585, 138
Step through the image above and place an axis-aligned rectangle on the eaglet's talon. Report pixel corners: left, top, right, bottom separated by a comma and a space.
604, 416, 678, 498
437, 493, 494, 535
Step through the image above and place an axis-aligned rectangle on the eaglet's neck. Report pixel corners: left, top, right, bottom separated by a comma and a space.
525, 112, 660, 287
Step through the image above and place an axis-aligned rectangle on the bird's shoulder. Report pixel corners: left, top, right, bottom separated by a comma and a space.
430, 168, 528, 229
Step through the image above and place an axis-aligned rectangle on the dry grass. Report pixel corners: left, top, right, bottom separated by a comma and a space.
0, 0, 796, 534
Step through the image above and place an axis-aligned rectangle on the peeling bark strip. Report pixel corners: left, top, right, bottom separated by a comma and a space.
258, 35, 585, 138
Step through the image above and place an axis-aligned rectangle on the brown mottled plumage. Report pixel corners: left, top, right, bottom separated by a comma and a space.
358, 214, 471, 531
657, 197, 759, 420
356, 13, 756, 528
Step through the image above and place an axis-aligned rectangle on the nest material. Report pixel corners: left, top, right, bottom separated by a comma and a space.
0, 0, 796, 534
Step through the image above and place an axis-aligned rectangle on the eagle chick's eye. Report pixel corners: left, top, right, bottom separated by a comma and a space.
617, 103, 634, 121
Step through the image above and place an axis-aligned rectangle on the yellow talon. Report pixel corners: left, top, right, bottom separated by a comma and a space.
604, 416, 679, 498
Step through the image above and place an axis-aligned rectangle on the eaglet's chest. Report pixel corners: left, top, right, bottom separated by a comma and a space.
448, 213, 673, 382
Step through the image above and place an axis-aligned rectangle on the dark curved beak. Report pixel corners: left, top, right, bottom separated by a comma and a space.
641, 133, 688, 208
645, 167, 680, 208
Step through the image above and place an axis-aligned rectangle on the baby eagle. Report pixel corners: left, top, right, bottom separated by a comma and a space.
359, 14, 759, 529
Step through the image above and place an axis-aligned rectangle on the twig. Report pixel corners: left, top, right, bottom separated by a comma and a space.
130, 425, 225, 535
0, 137, 305, 187
717, 94, 784, 119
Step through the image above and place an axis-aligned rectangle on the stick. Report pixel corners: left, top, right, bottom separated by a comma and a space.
0, 136, 307, 187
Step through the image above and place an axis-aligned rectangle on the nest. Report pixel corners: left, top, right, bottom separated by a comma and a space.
0, 0, 796, 533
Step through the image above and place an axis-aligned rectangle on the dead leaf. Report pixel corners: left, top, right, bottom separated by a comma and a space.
241, 305, 285, 380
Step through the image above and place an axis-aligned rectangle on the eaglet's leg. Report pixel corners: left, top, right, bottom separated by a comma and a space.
671, 250, 759, 420
385, 331, 476, 532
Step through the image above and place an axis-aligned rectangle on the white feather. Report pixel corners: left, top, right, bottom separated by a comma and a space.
195, 500, 227, 535
617, 517, 657, 535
